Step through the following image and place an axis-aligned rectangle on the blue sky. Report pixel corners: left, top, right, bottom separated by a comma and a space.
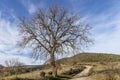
0, 0, 120, 65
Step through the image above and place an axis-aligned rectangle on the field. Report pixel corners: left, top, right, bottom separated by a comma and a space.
90, 62, 120, 80
1, 64, 77, 80
1, 53, 120, 80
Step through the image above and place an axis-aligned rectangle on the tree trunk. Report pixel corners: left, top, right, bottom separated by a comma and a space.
50, 53, 57, 77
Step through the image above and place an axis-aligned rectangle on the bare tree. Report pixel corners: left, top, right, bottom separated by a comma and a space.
18, 5, 92, 77
5, 58, 24, 76
5, 58, 24, 67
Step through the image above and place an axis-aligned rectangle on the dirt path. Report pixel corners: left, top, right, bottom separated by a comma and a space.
69, 65, 93, 80
70, 77, 92, 80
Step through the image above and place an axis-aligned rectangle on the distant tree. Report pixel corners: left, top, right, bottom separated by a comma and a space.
18, 5, 92, 77
5, 58, 24, 76
5, 58, 24, 67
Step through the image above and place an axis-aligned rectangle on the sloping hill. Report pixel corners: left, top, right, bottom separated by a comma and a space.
57, 53, 120, 65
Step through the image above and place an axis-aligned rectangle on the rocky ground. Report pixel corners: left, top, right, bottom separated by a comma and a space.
69, 66, 93, 80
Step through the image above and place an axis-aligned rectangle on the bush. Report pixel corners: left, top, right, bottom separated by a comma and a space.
48, 71, 52, 75
104, 63, 117, 80
11, 77, 35, 80
40, 71, 46, 80
46, 76, 63, 80
62, 66, 86, 75
9, 70, 16, 75
40, 71, 46, 77
103, 70, 117, 80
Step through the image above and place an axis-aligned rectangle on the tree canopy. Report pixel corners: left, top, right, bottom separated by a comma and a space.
18, 5, 92, 77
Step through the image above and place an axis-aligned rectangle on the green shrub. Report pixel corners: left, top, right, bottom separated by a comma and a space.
11, 77, 35, 80
46, 76, 64, 80
48, 71, 52, 75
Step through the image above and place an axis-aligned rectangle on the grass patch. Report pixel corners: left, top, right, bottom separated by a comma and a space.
91, 62, 120, 80
46, 75, 71, 80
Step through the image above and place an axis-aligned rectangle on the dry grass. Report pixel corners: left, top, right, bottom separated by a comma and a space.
91, 62, 120, 80
1, 64, 74, 80
1, 68, 51, 80
1, 61, 120, 80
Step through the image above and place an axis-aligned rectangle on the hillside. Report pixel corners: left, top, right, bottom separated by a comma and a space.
57, 53, 120, 65
2, 53, 120, 80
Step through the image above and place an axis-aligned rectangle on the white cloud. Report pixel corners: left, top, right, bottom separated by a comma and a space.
86, 5, 120, 54
20, 0, 46, 14
1, 0, 120, 66
21, 0, 37, 14
68, 0, 120, 54
29, 4, 36, 14
0, 53, 44, 66
0, 11, 45, 66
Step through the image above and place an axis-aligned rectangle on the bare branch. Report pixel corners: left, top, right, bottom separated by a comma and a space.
18, 5, 93, 77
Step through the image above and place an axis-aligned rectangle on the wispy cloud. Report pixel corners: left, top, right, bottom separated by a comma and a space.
0, 53, 44, 66
86, 2, 120, 54
20, 0, 46, 14
0, 10, 44, 66
68, 0, 120, 54
20, 0, 37, 14
28, 3, 36, 14
0, 0, 120, 66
